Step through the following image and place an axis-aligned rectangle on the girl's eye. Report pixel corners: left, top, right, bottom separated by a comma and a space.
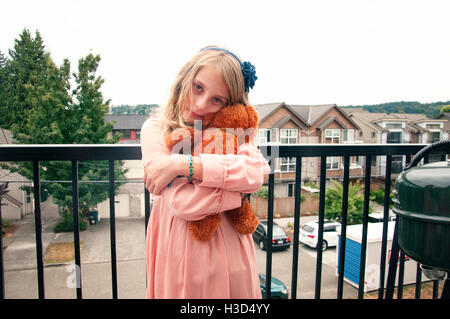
213, 97, 225, 105
193, 84, 202, 92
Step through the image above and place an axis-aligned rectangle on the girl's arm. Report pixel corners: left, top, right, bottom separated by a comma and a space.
195, 142, 271, 193
160, 178, 242, 221
141, 117, 242, 221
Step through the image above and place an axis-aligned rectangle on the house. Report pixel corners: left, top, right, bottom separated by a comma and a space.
0, 128, 33, 220
436, 111, 450, 143
254, 102, 362, 198
96, 114, 152, 219
343, 108, 448, 176
104, 114, 149, 144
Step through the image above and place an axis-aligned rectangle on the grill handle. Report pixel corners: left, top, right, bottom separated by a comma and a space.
405, 139, 450, 170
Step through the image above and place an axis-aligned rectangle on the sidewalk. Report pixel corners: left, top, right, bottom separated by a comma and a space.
2, 199, 147, 299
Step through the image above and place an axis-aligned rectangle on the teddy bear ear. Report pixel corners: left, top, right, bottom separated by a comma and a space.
244, 105, 259, 131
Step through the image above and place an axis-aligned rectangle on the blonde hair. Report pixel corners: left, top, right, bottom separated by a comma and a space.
157, 46, 250, 140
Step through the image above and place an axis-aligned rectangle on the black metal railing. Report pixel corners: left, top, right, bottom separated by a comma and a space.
0, 143, 448, 299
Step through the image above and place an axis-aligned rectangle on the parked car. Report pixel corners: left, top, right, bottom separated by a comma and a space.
252, 220, 290, 251
368, 212, 396, 223
299, 220, 341, 251
259, 273, 289, 299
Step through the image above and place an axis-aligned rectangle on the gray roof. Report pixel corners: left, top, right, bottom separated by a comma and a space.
254, 102, 360, 129
104, 114, 150, 130
254, 102, 335, 127
289, 104, 336, 125
253, 102, 286, 122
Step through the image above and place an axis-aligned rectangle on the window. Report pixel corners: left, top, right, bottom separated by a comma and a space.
371, 156, 377, 167
426, 124, 441, 130
385, 123, 403, 129
114, 129, 131, 139
280, 129, 297, 144
258, 129, 271, 144
351, 156, 363, 168
326, 157, 340, 170
280, 157, 296, 172
343, 129, 354, 142
287, 182, 295, 197
427, 154, 442, 163
392, 155, 404, 174
325, 129, 340, 143
428, 131, 441, 143
387, 132, 402, 143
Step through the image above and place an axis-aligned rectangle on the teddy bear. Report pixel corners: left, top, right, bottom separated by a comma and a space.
165, 103, 260, 242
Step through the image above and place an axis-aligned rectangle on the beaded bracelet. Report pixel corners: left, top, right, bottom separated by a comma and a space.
188, 154, 193, 182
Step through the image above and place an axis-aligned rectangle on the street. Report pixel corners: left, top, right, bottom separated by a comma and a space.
254, 240, 358, 299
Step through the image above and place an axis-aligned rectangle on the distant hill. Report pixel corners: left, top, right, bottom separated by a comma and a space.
341, 101, 450, 117
110, 104, 158, 115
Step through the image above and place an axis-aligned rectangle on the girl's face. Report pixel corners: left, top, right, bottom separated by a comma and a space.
182, 65, 230, 124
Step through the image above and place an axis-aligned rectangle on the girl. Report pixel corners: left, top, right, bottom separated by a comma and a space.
141, 46, 271, 299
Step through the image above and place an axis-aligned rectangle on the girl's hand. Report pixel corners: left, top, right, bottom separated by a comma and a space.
144, 155, 183, 195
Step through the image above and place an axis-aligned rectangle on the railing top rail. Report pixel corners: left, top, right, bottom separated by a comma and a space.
0, 144, 142, 161
258, 143, 432, 157
0, 143, 445, 161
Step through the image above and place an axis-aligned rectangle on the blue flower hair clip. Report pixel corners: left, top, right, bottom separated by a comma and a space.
201, 47, 258, 92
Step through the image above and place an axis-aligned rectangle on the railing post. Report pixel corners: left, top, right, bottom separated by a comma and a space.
0, 199, 4, 299
378, 154, 392, 299
265, 172, 275, 299
315, 156, 327, 299
71, 160, 82, 299
109, 160, 118, 299
358, 155, 372, 298
290, 157, 302, 299
33, 160, 45, 299
337, 155, 350, 299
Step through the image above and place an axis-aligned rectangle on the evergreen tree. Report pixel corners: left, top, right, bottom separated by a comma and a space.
0, 51, 8, 128
1, 29, 127, 231
1, 29, 69, 135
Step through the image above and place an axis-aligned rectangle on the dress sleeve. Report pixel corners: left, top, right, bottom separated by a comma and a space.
198, 142, 271, 193
140, 116, 242, 221
160, 178, 242, 221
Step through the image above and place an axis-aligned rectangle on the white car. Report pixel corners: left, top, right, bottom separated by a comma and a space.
299, 220, 341, 251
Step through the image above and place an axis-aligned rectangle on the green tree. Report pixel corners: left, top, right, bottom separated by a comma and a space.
1, 29, 70, 134
110, 104, 157, 115
440, 105, 450, 114
0, 51, 8, 127
1, 29, 127, 232
324, 180, 371, 225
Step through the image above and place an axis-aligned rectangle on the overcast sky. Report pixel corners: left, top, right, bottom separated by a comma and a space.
1, 0, 449, 107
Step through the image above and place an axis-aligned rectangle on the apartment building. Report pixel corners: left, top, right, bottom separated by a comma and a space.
254, 102, 362, 198
344, 108, 448, 176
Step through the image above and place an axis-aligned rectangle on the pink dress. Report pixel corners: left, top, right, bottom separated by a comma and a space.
141, 116, 271, 299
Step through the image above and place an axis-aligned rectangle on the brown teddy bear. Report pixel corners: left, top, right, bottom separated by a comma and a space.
165, 103, 260, 242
